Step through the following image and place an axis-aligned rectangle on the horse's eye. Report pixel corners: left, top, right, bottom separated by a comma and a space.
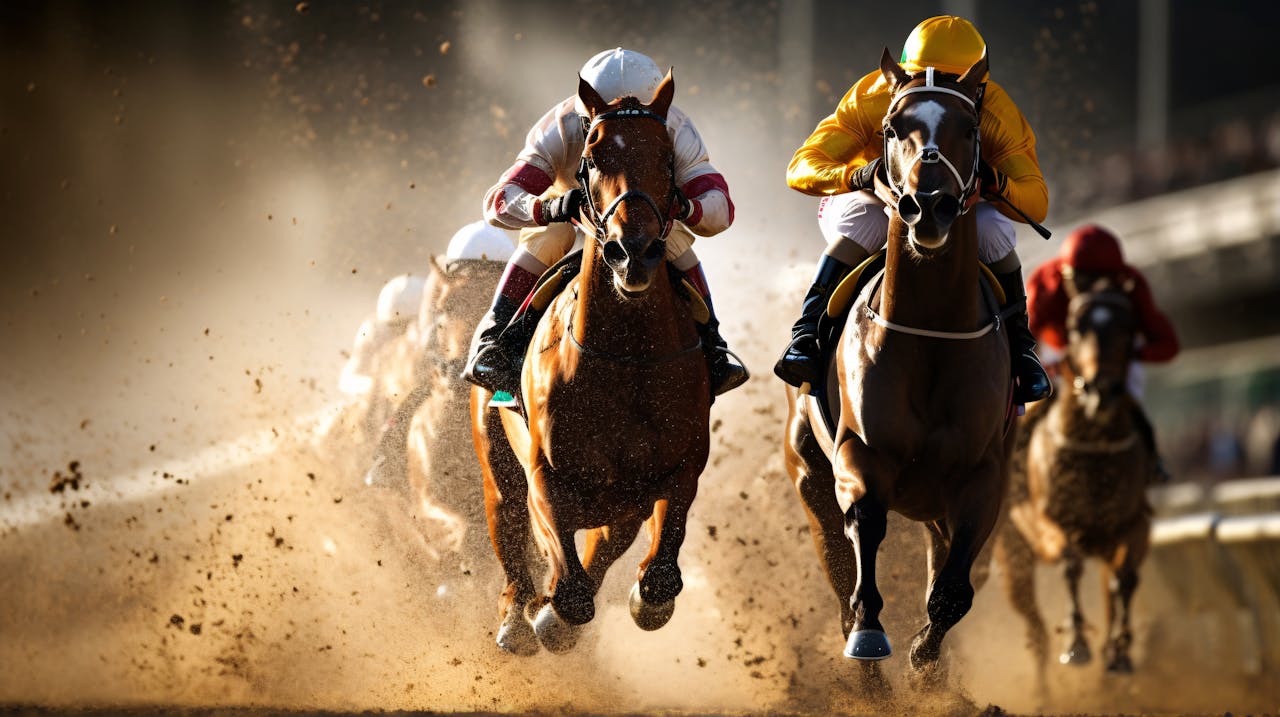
884, 127, 897, 140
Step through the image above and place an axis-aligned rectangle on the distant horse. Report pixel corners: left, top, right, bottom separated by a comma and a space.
785, 50, 1011, 691
997, 275, 1152, 689
471, 72, 711, 655
402, 256, 506, 560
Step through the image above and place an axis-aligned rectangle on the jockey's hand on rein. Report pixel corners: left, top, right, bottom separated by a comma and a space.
848, 157, 883, 192
539, 188, 584, 225
670, 188, 694, 221
977, 160, 1008, 198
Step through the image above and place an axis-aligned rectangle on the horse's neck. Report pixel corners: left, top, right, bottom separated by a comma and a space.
571, 242, 685, 353
879, 214, 982, 330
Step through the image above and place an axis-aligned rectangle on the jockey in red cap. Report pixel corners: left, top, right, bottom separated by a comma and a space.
1027, 223, 1180, 479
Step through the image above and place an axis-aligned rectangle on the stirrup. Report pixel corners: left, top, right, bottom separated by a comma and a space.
709, 346, 750, 396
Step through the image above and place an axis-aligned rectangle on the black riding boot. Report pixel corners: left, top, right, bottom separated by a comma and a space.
992, 266, 1053, 404
682, 265, 749, 398
461, 294, 523, 394
698, 314, 749, 398
773, 255, 853, 388
1131, 403, 1172, 484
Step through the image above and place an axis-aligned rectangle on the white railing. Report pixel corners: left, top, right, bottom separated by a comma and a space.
1147, 476, 1280, 676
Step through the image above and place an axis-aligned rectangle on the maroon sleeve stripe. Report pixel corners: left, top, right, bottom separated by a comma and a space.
680, 172, 734, 225
502, 160, 554, 196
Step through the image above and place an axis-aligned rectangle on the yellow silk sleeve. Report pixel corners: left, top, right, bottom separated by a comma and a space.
786, 72, 886, 196
980, 81, 1049, 224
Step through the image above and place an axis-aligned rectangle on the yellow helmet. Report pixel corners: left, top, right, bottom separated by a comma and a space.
900, 16, 987, 76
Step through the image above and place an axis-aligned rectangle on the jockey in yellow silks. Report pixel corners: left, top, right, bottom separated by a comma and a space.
462, 48, 748, 399
774, 16, 1053, 405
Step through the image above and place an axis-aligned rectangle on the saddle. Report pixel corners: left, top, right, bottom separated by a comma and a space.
487, 249, 710, 411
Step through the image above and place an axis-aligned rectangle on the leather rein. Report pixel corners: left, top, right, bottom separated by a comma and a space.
573, 107, 680, 246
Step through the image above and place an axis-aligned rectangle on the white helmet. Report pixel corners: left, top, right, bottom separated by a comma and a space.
339, 318, 381, 395
375, 274, 427, 325
575, 48, 664, 114
446, 220, 515, 262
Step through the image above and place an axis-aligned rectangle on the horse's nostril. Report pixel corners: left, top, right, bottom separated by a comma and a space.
935, 194, 960, 224
642, 240, 664, 261
603, 240, 627, 266
899, 194, 922, 225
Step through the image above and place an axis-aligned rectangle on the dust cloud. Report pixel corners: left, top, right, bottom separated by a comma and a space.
1, 3, 1272, 716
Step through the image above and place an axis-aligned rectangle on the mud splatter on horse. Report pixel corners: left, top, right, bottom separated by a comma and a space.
472, 72, 714, 655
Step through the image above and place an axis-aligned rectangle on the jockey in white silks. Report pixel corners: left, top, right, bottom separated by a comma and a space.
461, 47, 748, 399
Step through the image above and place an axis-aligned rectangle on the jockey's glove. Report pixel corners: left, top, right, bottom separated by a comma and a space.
847, 158, 882, 192
978, 160, 1009, 197
671, 189, 695, 221
539, 188, 584, 225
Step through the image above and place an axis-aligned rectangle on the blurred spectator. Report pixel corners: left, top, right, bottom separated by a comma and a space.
1245, 406, 1280, 476
1207, 416, 1247, 481
1053, 108, 1280, 217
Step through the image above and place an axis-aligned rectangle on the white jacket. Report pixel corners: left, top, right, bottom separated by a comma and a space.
483, 97, 733, 236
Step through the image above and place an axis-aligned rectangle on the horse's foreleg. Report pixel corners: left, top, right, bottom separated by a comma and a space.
841, 494, 891, 661
476, 406, 539, 656
583, 519, 644, 589
907, 464, 1002, 680
636, 468, 700, 611
527, 465, 594, 627
832, 436, 893, 663
1059, 548, 1091, 665
1102, 520, 1149, 674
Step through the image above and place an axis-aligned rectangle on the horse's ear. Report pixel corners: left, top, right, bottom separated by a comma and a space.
648, 68, 675, 118
880, 47, 910, 92
578, 74, 609, 117
957, 50, 989, 100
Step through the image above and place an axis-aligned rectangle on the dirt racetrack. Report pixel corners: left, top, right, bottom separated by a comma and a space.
3, 3, 1279, 716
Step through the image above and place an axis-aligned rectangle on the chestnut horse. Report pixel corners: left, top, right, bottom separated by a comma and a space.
997, 276, 1152, 690
471, 72, 711, 655
785, 50, 1012, 690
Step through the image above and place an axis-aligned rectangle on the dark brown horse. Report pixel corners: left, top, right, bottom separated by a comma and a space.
997, 275, 1152, 691
471, 72, 711, 655
785, 50, 1011, 691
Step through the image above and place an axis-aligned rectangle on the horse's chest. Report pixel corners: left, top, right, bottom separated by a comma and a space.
538, 368, 708, 481
848, 344, 1002, 463
1031, 434, 1147, 553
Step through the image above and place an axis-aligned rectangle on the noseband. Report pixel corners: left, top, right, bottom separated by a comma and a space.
574, 107, 679, 244
1065, 289, 1136, 396
882, 67, 983, 207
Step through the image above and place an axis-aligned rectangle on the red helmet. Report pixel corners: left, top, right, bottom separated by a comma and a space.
1061, 224, 1125, 273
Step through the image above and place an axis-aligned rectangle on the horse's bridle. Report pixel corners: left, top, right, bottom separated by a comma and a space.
881, 67, 984, 208
1065, 289, 1135, 398
574, 107, 679, 245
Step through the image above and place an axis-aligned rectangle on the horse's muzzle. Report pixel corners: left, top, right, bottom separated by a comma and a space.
899, 190, 961, 229
899, 190, 961, 250
603, 235, 664, 295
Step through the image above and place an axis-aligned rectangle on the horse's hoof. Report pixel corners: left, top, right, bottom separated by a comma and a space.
1105, 654, 1134, 674
496, 608, 539, 656
843, 629, 892, 661
1059, 638, 1091, 666
532, 602, 581, 654
629, 582, 675, 631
